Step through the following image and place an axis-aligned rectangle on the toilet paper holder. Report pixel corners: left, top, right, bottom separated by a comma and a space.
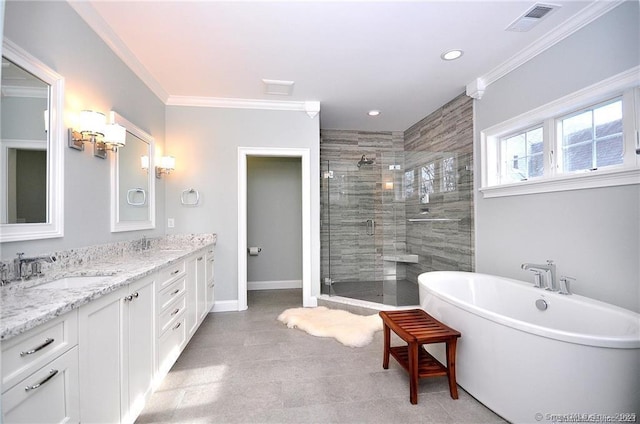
248, 247, 262, 255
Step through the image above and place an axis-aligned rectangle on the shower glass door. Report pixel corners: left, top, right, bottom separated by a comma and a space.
321, 158, 382, 301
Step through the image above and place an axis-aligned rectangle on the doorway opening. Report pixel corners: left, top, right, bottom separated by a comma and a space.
237, 147, 313, 311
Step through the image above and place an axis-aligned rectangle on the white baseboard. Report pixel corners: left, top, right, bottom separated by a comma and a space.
211, 300, 239, 312
248, 280, 302, 291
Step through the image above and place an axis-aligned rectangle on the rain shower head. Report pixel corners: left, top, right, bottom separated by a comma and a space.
357, 154, 375, 168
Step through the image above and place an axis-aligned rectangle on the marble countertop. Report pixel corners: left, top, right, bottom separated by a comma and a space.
0, 235, 216, 341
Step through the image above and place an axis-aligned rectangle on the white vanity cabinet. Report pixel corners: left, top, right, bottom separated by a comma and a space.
156, 259, 187, 378
78, 274, 155, 424
205, 247, 215, 312
186, 253, 207, 337
1, 312, 80, 424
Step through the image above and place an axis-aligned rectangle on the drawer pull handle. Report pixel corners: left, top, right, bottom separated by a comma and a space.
20, 338, 55, 356
24, 369, 58, 392
172, 322, 181, 330
171, 308, 180, 316
197, 257, 203, 261
171, 289, 180, 295
171, 269, 180, 275
208, 283, 215, 288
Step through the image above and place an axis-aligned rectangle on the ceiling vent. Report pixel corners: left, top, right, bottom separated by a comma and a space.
506, 3, 560, 32
262, 79, 295, 96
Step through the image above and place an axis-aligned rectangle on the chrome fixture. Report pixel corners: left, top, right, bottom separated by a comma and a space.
156, 156, 176, 178
365, 219, 375, 236
14, 252, 56, 280
68, 110, 126, 158
558, 276, 575, 295
357, 154, 375, 168
135, 236, 151, 251
521, 260, 557, 291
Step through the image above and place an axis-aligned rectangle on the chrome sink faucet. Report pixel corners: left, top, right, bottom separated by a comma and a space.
521, 260, 557, 291
14, 253, 56, 280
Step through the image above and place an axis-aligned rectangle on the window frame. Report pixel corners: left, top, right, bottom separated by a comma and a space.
480, 67, 640, 198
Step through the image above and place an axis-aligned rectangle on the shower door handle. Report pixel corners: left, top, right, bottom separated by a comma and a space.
365, 219, 375, 236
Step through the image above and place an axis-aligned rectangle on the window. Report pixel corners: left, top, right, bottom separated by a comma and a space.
441, 156, 457, 192
480, 69, 639, 198
500, 126, 544, 183
420, 163, 435, 203
558, 98, 623, 173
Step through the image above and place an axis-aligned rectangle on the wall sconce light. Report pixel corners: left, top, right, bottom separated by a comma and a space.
68, 110, 105, 151
156, 156, 175, 179
94, 122, 126, 159
141, 155, 150, 170
68, 110, 126, 158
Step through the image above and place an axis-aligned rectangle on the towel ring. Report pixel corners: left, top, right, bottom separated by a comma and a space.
181, 188, 200, 206
126, 188, 146, 206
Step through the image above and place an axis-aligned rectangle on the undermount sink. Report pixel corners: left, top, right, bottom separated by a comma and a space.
33, 276, 110, 290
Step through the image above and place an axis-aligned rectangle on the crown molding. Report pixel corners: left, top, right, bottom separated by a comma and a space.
67, 1, 169, 103
167, 96, 321, 117
468, 0, 624, 98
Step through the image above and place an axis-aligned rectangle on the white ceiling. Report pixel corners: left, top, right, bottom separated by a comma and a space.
76, 0, 613, 131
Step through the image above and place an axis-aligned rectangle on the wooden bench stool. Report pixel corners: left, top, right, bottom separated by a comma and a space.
379, 309, 461, 404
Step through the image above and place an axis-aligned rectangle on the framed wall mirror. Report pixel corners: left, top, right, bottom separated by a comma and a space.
0, 39, 64, 242
110, 111, 156, 232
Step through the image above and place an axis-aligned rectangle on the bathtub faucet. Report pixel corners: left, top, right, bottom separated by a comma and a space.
521, 260, 557, 291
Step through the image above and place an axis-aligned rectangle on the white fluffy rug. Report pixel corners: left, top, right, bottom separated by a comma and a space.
277, 306, 383, 348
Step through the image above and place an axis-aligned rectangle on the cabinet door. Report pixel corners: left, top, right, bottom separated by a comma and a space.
196, 255, 207, 323
2, 346, 79, 424
78, 289, 123, 424
185, 257, 198, 337
206, 251, 215, 312
122, 276, 155, 424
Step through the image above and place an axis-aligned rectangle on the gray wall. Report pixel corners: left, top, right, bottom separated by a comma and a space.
247, 156, 302, 285
1, 0, 166, 259
164, 106, 319, 303
474, 1, 640, 311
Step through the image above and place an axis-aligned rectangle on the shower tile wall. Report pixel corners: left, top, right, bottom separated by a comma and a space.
320, 130, 405, 284
320, 92, 474, 290
403, 93, 475, 282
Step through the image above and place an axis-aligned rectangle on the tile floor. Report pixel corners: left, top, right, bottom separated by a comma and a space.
136, 289, 506, 424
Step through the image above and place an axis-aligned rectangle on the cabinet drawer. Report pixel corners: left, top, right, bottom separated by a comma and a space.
2, 311, 78, 391
157, 260, 186, 290
157, 276, 186, 311
2, 346, 79, 424
157, 316, 186, 375
158, 295, 186, 335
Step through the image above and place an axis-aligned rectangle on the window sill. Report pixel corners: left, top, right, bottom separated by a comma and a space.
479, 167, 640, 198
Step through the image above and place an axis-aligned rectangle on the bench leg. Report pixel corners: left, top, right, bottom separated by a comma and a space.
382, 323, 390, 369
445, 338, 459, 399
408, 342, 419, 404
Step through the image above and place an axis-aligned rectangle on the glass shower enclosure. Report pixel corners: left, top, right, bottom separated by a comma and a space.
320, 151, 473, 306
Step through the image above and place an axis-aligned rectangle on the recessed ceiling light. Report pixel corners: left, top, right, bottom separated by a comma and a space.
441, 50, 463, 61
368, 110, 381, 117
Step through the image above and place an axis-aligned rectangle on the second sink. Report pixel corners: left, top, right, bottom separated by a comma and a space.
33, 276, 110, 290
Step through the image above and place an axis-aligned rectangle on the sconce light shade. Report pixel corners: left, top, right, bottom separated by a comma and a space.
103, 123, 126, 147
161, 156, 175, 170
156, 155, 176, 178
141, 155, 150, 170
79, 110, 105, 136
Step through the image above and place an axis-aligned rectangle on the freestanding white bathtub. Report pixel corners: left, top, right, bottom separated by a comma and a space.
418, 271, 640, 424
